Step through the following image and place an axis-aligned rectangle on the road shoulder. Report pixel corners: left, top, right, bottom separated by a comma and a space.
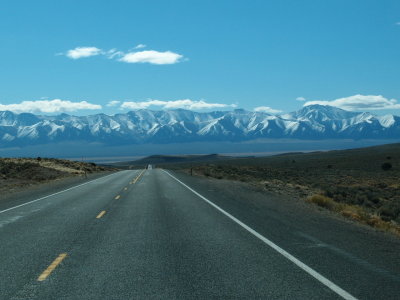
0, 171, 118, 212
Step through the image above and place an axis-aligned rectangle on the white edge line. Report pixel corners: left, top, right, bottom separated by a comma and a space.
0, 171, 126, 215
162, 169, 358, 300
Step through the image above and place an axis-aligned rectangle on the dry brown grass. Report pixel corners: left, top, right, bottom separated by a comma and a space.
1, 158, 87, 174
39, 160, 85, 174
0, 157, 111, 194
307, 194, 400, 236
306, 194, 338, 210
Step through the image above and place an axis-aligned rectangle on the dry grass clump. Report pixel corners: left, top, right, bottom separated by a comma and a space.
306, 194, 338, 210
307, 194, 400, 236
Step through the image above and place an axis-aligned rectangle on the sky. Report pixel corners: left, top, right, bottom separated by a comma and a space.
0, 0, 399, 116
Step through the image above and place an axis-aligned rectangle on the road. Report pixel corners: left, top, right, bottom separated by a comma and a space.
0, 169, 399, 299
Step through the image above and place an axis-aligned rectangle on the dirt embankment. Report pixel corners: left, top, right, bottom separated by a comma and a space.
0, 157, 112, 194
165, 144, 400, 236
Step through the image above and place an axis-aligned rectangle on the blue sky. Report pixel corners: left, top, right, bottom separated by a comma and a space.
0, 0, 399, 115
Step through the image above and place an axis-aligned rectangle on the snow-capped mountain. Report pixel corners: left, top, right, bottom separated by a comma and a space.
0, 105, 399, 147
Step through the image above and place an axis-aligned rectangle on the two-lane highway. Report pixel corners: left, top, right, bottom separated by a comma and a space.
0, 169, 399, 299
0, 170, 140, 299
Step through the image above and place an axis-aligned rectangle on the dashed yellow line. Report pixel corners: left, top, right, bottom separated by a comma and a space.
96, 210, 106, 219
132, 169, 146, 184
115, 195, 121, 200
37, 253, 67, 281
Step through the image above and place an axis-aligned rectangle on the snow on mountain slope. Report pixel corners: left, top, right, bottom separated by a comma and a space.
282, 104, 358, 122
0, 105, 399, 147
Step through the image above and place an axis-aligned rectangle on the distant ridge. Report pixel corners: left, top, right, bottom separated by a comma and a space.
113, 154, 230, 166
1, 105, 399, 147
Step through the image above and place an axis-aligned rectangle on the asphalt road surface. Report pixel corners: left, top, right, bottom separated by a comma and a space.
0, 169, 399, 299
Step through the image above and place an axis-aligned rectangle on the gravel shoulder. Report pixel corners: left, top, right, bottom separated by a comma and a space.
0, 171, 118, 212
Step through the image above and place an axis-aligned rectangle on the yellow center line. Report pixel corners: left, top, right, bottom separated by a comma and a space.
96, 210, 106, 219
115, 195, 121, 200
132, 169, 146, 184
37, 253, 67, 281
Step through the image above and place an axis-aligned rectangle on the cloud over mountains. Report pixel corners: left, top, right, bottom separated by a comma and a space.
304, 95, 400, 111
1, 94, 399, 115
119, 99, 236, 110
0, 99, 101, 114
0, 99, 235, 114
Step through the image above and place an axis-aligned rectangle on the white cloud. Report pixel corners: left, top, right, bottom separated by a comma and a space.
296, 97, 306, 101
120, 99, 236, 110
0, 99, 102, 114
396, 22, 400, 25
62, 46, 184, 65
254, 106, 282, 114
304, 94, 400, 111
66, 47, 102, 59
119, 50, 183, 65
106, 100, 121, 107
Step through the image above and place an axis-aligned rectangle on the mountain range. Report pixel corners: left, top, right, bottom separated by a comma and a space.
0, 105, 399, 147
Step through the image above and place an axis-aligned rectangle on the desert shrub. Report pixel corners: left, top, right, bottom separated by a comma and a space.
0, 161, 39, 175
325, 188, 334, 198
381, 162, 392, 171
369, 195, 381, 204
355, 192, 368, 205
307, 194, 337, 210
333, 193, 345, 203
375, 182, 387, 189
340, 205, 371, 222
379, 202, 400, 221
0, 163, 11, 175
